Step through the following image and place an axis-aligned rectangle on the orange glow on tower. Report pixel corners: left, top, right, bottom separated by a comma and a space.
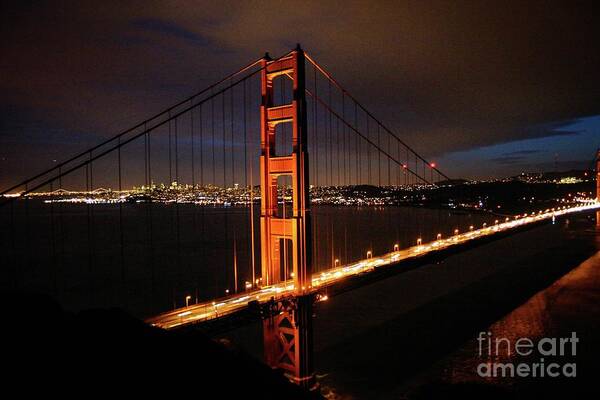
259, 46, 315, 388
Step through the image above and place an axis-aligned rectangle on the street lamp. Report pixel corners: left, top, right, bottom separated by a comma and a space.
416, 238, 422, 246
185, 295, 191, 307
454, 229, 459, 235
334, 259, 340, 267
393, 243, 399, 251
436, 233, 442, 240
366, 250, 372, 259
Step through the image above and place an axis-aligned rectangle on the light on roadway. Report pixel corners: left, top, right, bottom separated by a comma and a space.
469, 225, 474, 231
454, 229, 459, 235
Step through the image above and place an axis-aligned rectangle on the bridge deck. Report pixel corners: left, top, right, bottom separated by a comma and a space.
146, 202, 600, 330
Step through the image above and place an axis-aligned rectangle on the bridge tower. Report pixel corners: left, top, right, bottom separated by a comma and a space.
259, 45, 315, 388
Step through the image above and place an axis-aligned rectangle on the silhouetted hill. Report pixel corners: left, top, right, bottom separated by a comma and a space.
2, 291, 321, 399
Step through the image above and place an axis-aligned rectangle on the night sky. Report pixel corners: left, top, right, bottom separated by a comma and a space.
1, 1, 599, 189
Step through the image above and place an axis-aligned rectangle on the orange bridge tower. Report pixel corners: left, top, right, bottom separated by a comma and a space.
259, 45, 315, 388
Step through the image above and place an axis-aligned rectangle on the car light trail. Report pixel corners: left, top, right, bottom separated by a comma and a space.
146, 202, 600, 330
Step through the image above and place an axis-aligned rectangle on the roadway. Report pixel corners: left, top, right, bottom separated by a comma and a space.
146, 202, 600, 330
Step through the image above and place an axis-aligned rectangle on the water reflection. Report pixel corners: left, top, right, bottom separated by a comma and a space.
0, 201, 494, 318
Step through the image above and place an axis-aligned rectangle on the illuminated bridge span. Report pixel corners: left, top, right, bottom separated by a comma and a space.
1, 46, 599, 389
147, 202, 600, 331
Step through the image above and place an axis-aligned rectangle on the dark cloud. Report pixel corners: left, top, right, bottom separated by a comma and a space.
490, 155, 527, 165
1, 0, 599, 185
131, 18, 213, 46
502, 150, 542, 156
488, 149, 544, 165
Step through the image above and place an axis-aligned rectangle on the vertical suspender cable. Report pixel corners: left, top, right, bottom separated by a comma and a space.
377, 122, 381, 187
118, 137, 125, 297
243, 79, 254, 288
328, 79, 333, 186
175, 116, 182, 297
10, 193, 16, 288
222, 90, 229, 293
342, 93, 347, 186
313, 64, 318, 269
230, 80, 236, 291
211, 90, 216, 186
211, 91, 217, 296
50, 178, 57, 296
247, 78, 256, 287
144, 121, 155, 311
86, 152, 93, 305
58, 167, 65, 292
367, 117, 371, 185
168, 114, 172, 184
190, 102, 198, 302
354, 103, 359, 183
191, 103, 195, 187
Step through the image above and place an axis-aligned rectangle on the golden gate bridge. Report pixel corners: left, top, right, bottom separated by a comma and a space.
1, 45, 599, 389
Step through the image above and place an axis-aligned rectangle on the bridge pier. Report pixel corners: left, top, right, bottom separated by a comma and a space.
263, 296, 316, 389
